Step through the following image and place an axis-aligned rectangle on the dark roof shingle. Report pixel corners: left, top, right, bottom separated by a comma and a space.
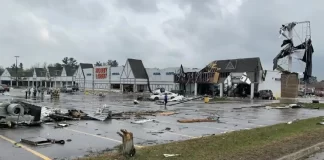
48, 67, 63, 77
80, 63, 93, 69
35, 68, 47, 77
6, 68, 33, 77
64, 66, 77, 76
203, 57, 262, 73
127, 59, 148, 79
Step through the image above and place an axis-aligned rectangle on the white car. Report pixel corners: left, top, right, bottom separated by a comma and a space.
149, 91, 178, 101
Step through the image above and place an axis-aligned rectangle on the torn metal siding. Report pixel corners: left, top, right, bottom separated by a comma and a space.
273, 21, 313, 82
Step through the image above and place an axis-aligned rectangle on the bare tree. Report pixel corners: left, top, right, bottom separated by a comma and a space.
19, 63, 23, 70
0, 66, 4, 74
95, 61, 102, 66
107, 60, 118, 67
32, 63, 41, 68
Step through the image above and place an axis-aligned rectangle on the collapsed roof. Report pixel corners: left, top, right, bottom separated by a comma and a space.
273, 21, 314, 82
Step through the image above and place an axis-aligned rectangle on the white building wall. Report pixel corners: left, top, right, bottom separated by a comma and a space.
146, 67, 178, 91
110, 66, 123, 84
75, 66, 93, 90
258, 70, 281, 98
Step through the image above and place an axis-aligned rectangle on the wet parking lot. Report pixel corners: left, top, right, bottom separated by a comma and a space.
1, 89, 324, 160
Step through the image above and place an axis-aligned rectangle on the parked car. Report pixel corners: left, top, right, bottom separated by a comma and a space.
72, 85, 79, 91
258, 90, 274, 100
149, 91, 178, 101
0, 86, 5, 93
61, 85, 73, 93
0, 84, 10, 92
152, 88, 165, 94
315, 90, 324, 97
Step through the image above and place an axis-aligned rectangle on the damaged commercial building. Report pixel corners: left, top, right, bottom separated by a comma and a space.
175, 57, 263, 97
73, 59, 185, 92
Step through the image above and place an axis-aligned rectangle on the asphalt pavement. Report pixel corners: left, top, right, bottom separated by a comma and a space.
1, 89, 324, 160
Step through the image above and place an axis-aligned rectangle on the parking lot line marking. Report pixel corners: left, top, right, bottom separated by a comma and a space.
64, 128, 144, 148
0, 135, 52, 160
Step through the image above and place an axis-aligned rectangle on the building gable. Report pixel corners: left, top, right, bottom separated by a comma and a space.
75, 66, 84, 79
121, 60, 135, 79
61, 67, 67, 77
2, 69, 11, 77
33, 69, 37, 78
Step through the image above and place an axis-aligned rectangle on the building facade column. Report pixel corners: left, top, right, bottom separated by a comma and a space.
219, 83, 223, 98
10, 80, 12, 87
250, 83, 255, 99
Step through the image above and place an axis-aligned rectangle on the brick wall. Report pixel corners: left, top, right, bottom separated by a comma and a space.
281, 73, 299, 98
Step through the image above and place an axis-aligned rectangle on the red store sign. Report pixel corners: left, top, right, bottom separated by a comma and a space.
95, 67, 107, 79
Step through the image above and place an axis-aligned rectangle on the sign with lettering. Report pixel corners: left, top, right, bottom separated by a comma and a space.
95, 67, 107, 79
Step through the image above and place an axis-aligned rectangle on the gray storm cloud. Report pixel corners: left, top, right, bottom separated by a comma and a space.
1, 0, 323, 79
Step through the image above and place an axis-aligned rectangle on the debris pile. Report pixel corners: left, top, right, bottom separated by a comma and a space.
0, 101, 42, 128
177, 116, 219, 123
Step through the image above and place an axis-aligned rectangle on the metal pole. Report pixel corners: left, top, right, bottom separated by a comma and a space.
92, 67, 95, 93
14, 56, 19, 87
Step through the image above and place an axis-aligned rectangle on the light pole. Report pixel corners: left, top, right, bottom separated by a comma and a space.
14, 56, 19, 87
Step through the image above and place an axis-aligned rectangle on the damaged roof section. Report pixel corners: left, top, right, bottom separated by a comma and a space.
202, 57, 262, 73
127, 59, 148, 79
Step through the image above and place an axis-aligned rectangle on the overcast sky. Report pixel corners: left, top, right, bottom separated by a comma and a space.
1, 0, 323, 79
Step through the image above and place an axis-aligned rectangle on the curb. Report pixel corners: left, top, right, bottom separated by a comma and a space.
277, 142, 324, 160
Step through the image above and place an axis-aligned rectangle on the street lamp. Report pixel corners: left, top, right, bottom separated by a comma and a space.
14, 56, 19, 87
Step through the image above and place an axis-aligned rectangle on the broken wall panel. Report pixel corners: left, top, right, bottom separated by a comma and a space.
281, 73, 299, 98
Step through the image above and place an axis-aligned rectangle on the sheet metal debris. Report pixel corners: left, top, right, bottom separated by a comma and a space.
163, 154, 180, 157
21, 137, 65, 146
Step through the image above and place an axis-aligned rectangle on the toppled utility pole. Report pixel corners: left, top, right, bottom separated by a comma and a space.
117, 129, 136, 157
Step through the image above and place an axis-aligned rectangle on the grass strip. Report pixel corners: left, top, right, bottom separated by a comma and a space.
78, 117, 324, 160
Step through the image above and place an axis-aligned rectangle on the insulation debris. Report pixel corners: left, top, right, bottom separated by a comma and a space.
177, 117, 218, 123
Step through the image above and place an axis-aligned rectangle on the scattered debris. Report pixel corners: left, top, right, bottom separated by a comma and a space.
131, 119, 155, 124
287, 119, 299, 124
54, 122, 69, 129
133, 100, 139, 104
21, 137, 65, 146
117, 129, 136, 157
165, 127, 171, 131
0, 101, 42, 128
313, 100, 319, 103
147, 131, 164, 135
265, 104, 303, 109
159, 111, 176, 116
163, 154, 180, 157
177, 117, 218, 123
66, 139, 72, 142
